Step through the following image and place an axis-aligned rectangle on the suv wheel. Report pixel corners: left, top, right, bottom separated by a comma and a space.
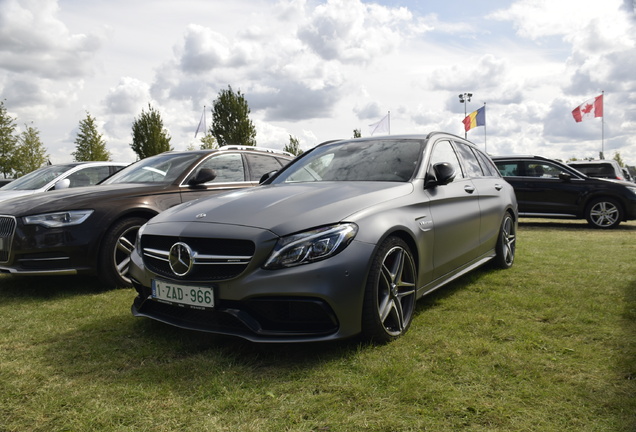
585, 198, 622, 229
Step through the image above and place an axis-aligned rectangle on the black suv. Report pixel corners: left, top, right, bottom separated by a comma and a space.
492, 155, 636, 228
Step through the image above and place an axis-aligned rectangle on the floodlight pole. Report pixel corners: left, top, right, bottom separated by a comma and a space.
459, 92, 473, 139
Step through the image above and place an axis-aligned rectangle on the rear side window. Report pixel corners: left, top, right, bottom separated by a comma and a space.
454, 142, 483, 178
198, 153, 246, 182
66, 166, 113, 187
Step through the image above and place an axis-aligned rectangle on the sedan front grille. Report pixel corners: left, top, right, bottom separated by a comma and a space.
0, 216, 16, 263
141, 235, 255, 281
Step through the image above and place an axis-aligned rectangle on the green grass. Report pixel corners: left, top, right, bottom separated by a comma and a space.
1, 218, 635, 431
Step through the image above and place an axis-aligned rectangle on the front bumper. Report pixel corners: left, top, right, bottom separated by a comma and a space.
0, 215, 97, 276
129, 238, 377, 343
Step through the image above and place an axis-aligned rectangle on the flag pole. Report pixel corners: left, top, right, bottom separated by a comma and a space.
601, 91, 604, 159
483, 102, 487, 153
388, 111, 391, 135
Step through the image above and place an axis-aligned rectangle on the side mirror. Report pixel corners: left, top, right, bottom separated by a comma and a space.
559, 172, 572, 182
427, 162, 456, 188
54, 179, 71, 190
259, 170, 277, 184
188, 168, 217, 186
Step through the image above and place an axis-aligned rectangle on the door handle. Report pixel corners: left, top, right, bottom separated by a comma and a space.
464, 185, 475, 194
494, 184, 503, 191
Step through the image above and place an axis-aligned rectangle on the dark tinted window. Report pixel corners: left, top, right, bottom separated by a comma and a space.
245, 154, 284, 181
495, 161, 562, 178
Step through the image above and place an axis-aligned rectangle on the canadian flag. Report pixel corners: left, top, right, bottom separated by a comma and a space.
572, 94, 603, 122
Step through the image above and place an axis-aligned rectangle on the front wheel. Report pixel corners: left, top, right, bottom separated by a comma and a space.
361, 237, 417, 343
585, 198, 622, 229
98, 217, 148, 288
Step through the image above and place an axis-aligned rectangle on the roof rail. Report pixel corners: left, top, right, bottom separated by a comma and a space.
219, 145, 294, 157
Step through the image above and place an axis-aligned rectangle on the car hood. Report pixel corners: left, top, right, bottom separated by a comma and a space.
151, 182, 414, 236
0, 190, 35, 204
0, 183, 171, 216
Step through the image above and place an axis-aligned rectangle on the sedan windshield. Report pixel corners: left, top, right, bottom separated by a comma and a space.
0, 164, 77, 191
273, 139, 423, 183
102, 153, 202, 185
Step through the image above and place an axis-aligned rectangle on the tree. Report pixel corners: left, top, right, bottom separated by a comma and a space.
284, 135, 303, 156
210, 86, 256, 147
353, 129, 361, 138
612, 151, 625, 167
73, 112, 111, 161
199, 133, 218, 150
13, 124, 48, 177
130, 104, 173, 159
0, 100, 18, 178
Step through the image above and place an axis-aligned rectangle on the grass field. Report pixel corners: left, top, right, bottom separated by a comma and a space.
1, 218, 635, 431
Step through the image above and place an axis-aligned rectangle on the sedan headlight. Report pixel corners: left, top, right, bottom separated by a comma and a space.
264, 223, 358, 269
23, 210, 94, 228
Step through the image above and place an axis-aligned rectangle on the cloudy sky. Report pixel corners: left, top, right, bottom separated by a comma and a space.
1, 0, 635, 166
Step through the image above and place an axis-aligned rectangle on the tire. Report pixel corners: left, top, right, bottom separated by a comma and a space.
585, 198, 623, 229
492, 212, 516, 269
361, 237, 417, 343
98, 217, 148, 288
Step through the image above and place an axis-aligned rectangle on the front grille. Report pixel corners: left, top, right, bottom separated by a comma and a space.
141, 234, 255, 281
0, 216, 16, 263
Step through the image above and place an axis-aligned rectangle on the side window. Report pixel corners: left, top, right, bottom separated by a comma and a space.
473, 149, 500, 177
429, 140, 464, 180
525, 162, 562, 178
454, 142, 483, 178
245, 154, 284, 181
67, 166, 113, 187
495, 162, 520, 177
198, 153, 246, 183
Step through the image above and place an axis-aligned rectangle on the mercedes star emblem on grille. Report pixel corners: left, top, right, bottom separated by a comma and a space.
168, 242, 194, 276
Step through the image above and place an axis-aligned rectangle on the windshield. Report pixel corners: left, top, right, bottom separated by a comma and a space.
272, 139, 423, 183
0, 164, 77, 191
101, 153, 202, 185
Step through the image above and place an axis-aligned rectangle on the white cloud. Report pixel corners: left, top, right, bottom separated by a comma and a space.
1, 0, 636, 166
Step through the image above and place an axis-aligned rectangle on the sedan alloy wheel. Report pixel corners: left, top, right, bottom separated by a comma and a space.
362, 237, 417, 343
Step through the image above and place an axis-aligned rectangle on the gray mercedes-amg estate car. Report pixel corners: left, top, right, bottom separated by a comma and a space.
129, 133, 518, 343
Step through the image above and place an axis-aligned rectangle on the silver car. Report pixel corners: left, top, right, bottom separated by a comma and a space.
129, 133, 518, 343
0, 162, 128, 203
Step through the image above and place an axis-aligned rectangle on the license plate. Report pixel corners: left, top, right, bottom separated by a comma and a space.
151, 279, 215, 309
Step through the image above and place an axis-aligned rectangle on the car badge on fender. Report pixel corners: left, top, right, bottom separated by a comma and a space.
168, 242, 194, 276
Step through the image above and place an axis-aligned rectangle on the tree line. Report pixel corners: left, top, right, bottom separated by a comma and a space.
0, 86, 305, 179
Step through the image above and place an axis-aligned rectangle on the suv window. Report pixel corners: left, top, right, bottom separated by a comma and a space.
495, 161, 562, 178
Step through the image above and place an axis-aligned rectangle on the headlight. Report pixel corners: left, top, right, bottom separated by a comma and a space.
264, 223, 358, 269
23, 210, 94, 228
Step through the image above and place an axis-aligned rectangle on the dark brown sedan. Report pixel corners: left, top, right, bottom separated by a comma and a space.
0, 147, 292, 287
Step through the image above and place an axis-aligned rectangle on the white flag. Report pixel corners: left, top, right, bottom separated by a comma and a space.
369, 113, 390, 136
194, 107, 206, 138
